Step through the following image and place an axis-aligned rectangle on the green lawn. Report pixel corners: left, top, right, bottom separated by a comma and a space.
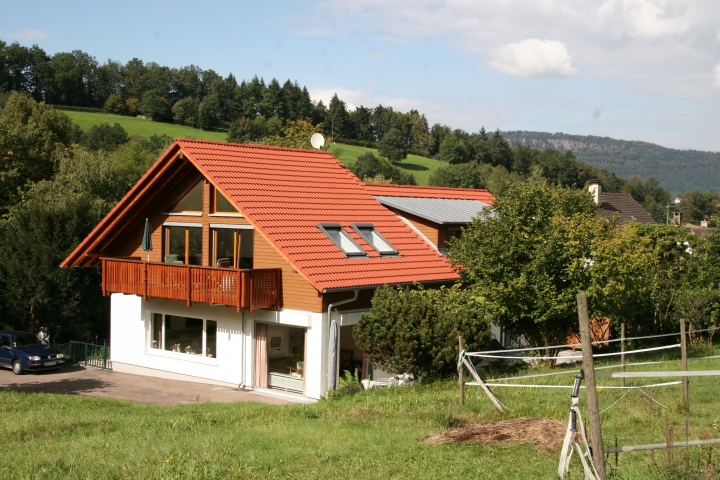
327, 143, 447, 186
62, 110, 229, 142
61, 111, 446, 186
2, 345, 720, 479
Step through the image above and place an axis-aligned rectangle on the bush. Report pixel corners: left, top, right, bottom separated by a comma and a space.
353, 284, 491, 376
429, 162, 484, 189
349, 152, 416, 185
80, 122, 129, 151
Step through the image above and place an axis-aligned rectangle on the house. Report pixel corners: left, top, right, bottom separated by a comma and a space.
61, 140, 464, 401
685, 220, 714, 236
588, 181, 656, 224
364, 184, 495, 254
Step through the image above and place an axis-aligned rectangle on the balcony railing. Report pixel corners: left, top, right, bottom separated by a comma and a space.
101, 258, 282, 312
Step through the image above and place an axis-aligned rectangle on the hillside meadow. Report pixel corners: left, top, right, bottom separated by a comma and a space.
3, 345, 720, 479
62, 111, 446, 186
62, 110, 229, 142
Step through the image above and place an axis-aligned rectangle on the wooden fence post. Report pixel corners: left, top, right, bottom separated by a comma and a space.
459, 336, 465, 407
681, 318, 689, 410
578, 292, 606, 480
621, 323, 626, 389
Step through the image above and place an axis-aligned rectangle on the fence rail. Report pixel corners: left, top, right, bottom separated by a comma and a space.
102, 258, 282, 312
59, 341, 113, 370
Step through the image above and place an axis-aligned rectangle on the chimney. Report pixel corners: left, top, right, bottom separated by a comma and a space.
701, 220, 709, 228
673, 212, 682, 226
588, 181, 602, 205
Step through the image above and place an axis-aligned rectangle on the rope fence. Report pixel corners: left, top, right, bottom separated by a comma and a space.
457, 312, 720, 480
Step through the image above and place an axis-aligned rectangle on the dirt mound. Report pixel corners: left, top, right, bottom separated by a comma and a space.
425, 417, 566, 453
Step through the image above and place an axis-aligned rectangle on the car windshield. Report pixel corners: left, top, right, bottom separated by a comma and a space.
13, 334, 44, 348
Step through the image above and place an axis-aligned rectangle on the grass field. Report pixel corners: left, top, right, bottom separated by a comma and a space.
62, 111, 446, 186
3, 344, 720, 479
62, 110, 228, 142
327, 142, 446, 186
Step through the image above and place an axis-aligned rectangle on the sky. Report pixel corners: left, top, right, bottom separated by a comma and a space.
3, 0, 720, 151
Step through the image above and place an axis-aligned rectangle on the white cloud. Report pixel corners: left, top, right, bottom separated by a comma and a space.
622, 0, 690, 39
309, 87, 432, 113
5, 28, 48, 40
488, 39, 577, 78
302, 0, 720, 99
713, 63, 720, 87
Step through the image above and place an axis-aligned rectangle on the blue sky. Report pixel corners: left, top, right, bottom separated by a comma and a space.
3, 0, 720, 151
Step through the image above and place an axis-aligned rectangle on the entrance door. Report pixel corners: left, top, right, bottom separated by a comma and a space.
255, 323, 305, 394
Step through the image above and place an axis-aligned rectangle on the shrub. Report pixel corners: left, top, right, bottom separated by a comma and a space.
353, 284, 491, 376
429, 162, 484, 189
349, 152, 416, 185
80, 122, 129, 152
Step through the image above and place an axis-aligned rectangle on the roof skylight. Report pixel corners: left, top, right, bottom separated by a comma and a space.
352, 224, 398, 255
318, 224, 366, 256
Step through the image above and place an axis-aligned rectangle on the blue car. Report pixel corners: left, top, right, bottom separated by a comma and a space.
0, 331, 66, 375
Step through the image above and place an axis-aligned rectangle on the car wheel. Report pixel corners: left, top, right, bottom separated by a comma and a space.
12, 360, 23, 375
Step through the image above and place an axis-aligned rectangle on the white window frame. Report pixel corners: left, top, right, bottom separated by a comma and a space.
351, 223, 398, 255
317, 223, 366, 257
148, 313, 217, 358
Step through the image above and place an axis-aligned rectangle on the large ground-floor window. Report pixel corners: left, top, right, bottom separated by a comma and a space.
150, 313, 217, 357
255, 323, 305, 393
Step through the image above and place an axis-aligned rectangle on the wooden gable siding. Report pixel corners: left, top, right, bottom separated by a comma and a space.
111, 165, 321, 313
253, 230, 322, 312
398, 211, 440, 247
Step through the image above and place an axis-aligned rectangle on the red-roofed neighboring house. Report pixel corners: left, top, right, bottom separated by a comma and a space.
62, 140, 459, 400
364, 184, 495, 254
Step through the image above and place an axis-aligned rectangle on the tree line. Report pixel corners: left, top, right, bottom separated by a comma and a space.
5, 37, 717, 226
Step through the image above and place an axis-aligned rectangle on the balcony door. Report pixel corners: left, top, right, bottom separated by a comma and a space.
164, 224, 202, 265
211, 225, 253, 269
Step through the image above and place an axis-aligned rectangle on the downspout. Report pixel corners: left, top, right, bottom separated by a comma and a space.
327, 289, 360, 391
237, 308, 246, 390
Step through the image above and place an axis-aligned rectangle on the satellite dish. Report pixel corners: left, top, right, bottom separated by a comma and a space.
310, 133, 325, 150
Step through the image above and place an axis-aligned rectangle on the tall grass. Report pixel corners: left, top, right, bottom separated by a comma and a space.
2, 346, 720, 478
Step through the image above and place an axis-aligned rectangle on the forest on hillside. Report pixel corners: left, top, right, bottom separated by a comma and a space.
0, 38, 716, 191
503, 131, 720, 195
2, 38, 719, 226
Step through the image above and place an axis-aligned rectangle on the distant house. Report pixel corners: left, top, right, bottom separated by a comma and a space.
685, 220, 714, 236
588, 181, 656, 224
364, 184, 495, 254
62, 140, 468, 401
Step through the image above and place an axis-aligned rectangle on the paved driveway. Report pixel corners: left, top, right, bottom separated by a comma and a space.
0, 365, 289, 406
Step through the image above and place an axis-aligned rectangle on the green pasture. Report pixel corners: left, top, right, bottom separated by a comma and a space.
62, 110, 228, 142
3, 344, 720, 479
61, 111, 447, 186
327, 142, 446, 186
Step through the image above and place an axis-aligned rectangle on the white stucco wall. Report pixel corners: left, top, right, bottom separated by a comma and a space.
110, 293, 326, 399
111, 294, 245, 386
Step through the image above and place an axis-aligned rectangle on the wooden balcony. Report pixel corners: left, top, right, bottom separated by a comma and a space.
101, 258, 282, 312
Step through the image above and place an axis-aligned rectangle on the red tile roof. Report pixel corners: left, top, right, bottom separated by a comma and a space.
364, 184, 495, 203
63, 140, 459, 291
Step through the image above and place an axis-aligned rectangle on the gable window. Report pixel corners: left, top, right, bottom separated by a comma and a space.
211, 224, 253, 269
317, 223, 365, 256
168, 181, 203, 214
164, 223, 202, 265
212, 186, 240, 214
351, 223, 398, 255
151, 313, 217, 357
